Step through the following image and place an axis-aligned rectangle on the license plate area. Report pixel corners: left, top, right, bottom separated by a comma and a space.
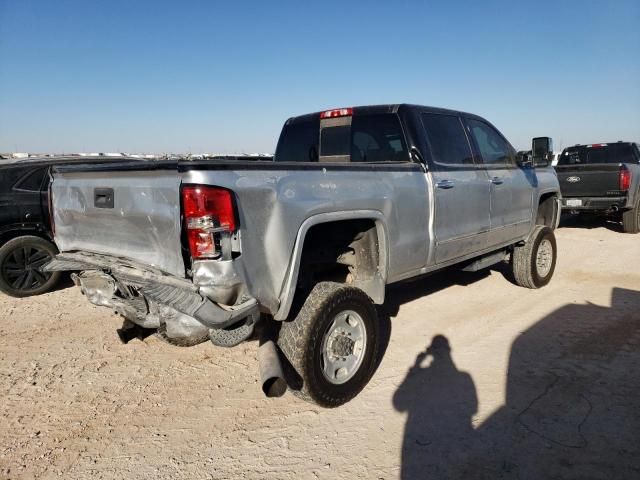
565, 199, 582, 207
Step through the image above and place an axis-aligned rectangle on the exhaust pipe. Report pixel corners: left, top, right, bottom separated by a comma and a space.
258, 340, 287, 398
611, 205, 619, 213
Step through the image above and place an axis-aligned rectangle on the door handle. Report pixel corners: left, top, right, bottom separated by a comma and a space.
94, 188, 114, 208
490, 177, 504, 185
436, 179, 454, 189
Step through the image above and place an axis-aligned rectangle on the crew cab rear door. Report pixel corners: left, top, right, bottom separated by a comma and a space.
420, 112, 491, 264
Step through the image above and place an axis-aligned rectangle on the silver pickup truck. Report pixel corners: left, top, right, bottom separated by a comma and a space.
45, 104, 561, 407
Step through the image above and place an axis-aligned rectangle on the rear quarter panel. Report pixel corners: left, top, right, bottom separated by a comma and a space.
182, 165, 429, 313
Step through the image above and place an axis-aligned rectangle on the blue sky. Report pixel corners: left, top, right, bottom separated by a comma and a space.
1, 0, 638, 153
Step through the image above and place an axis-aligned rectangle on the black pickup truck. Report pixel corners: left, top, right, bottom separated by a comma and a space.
555, 142, 640, 233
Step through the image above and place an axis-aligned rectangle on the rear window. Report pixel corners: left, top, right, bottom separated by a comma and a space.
275, 113, 408, 163
558, 144, 636, 165
274, 119, 320, 162
321, 125, 350, 157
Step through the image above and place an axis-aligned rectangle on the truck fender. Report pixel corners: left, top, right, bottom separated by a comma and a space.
273, 210, 390, 321
535, 189, 562, 230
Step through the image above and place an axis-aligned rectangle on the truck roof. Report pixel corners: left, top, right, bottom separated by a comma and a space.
563, 141, 637, 150
284, 104, 484, 124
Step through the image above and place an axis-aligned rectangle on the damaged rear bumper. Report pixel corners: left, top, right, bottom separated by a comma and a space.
44, 252, 258, 330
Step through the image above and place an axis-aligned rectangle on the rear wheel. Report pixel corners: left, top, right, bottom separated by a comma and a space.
511, 226, 557, 289
277, 282, 379, 407
0, 236, 61, 297
622, 199, 640, 234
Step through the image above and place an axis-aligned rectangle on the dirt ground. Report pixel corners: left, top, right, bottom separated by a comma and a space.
1, 219, 639, 480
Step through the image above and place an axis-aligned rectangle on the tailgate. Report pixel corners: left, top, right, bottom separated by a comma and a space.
51, 163, 185, 277
555, 164, 622, 197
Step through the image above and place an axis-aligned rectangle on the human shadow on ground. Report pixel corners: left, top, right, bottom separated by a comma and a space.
393, 287, 640, 479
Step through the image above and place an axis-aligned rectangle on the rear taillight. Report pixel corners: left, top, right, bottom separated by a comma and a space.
182, 186, 236, 259
620, 165, 632, 191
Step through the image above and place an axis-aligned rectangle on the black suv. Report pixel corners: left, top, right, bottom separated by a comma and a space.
0, 156, 144, 297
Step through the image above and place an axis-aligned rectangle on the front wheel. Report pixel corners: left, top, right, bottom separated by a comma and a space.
277, 282, 379, 408
511, 226, 557, 289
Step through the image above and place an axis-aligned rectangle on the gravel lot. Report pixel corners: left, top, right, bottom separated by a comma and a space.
1, 219, 639, 479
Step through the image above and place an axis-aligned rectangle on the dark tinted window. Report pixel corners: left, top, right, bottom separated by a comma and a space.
275, 113, 408, 163
14, 167, 47, 191
274, 118, 320, 162
558, 143, 636, 165
351, 114, 408, 162
321, 125, 350, 157
421, 113, 473, 165
0, 167, 31, 192
467, 119, 515, 166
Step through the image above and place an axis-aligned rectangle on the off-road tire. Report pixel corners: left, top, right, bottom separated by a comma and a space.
277, 282, 379, 408
511, 226, 557, 289
0, 236, 61, 297
622, 198, 640, 234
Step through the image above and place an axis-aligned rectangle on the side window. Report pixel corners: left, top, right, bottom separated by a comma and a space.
467, 119, 515, 166
13, 167, 47, 192
421, 113, 474, 166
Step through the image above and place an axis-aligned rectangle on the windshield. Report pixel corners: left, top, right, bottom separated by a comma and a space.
558, 143, 636, 165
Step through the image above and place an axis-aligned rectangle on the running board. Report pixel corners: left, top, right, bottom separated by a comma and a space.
461, 250, 508, 272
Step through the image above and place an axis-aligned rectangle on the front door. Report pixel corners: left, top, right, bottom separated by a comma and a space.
465, 118, 534, 246
421, 112, 491, 264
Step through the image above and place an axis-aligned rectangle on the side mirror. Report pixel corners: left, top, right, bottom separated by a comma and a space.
532, 137, 553, 167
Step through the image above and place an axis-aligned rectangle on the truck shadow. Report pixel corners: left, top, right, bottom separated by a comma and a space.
376, 269, 491, 373
383, 268, 491, 318
392, 287, 640, 479
50, 273, 75, 293
559, 213, 624, 233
